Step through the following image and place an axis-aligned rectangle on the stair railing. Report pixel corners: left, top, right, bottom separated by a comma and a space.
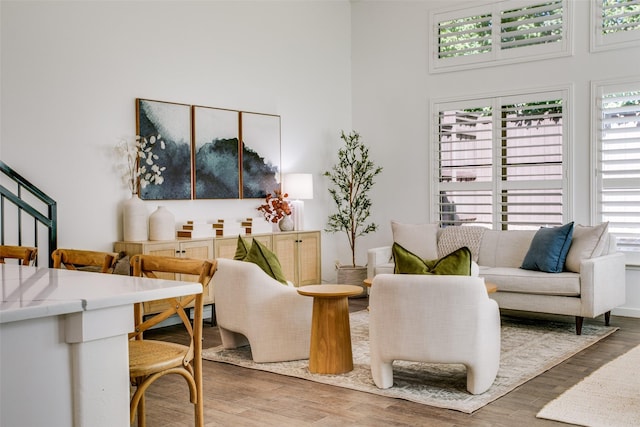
0, 160, 57, 267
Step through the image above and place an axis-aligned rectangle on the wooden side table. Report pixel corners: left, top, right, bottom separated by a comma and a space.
297, 284, 363, 374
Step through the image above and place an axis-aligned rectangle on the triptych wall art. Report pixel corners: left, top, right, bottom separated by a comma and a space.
136, 98, 281, 200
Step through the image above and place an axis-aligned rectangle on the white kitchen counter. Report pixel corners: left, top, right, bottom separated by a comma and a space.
0, 263, 202, 427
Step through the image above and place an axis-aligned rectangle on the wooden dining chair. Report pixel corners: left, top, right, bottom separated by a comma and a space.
51, 248, 117, 273
128, 254, 217, 427
0, 245, 37, 265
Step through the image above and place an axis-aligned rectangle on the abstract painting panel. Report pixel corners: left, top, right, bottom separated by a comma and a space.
193, 106, 240, 199
137, 99, 192, 200
241, 112, 281, 199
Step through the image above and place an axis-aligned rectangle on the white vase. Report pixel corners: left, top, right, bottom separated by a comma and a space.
279, 215, 294, 232
149, 206, 175, 241
123, 194, 148, 241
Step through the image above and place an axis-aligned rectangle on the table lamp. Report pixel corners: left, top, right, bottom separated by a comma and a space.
283, 173, 313, 231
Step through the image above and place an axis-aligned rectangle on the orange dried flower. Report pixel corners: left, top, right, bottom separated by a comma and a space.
257, 189, 291, 223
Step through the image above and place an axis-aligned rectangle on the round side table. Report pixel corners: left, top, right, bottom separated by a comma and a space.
297, 284, 363, 374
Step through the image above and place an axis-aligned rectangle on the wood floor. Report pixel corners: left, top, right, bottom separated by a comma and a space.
141, 298, 640, 426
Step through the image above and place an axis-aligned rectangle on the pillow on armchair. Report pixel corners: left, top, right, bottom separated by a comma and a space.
392, 243, 472, 276
234, 235, 288, 284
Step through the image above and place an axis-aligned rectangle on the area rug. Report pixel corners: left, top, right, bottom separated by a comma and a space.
537, 344, 640, 426
202, 310, 618, 414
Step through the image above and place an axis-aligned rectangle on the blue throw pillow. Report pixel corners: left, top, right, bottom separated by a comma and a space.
521, 222, 574, 273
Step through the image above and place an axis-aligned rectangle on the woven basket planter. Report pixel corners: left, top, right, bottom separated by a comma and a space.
336, 265, 368, 298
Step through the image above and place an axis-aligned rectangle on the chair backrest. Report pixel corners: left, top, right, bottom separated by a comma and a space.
129, 254, 217, 346
0, 245, 38, 265
51, 248, 118, 273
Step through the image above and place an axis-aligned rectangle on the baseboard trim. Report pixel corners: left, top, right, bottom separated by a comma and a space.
612, 306, 640, 318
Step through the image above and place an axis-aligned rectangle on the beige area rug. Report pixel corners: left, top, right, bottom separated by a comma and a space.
537, 344, 640, 426
203, 310, 617, 414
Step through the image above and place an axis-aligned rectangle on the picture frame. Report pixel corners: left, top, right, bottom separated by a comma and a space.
241, 112, 281, 199
136, 99, 192, 200
193, 106, 240, 199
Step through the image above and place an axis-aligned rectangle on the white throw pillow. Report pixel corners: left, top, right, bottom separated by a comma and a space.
391, 221, 439, 260
565, 222, 609, 273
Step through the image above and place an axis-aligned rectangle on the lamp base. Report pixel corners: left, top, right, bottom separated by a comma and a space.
290, 200, 305, 231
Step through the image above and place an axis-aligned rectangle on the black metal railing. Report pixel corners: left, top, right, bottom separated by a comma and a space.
0, 160, 57, 266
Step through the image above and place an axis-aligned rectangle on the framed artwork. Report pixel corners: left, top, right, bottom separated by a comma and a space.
241, 112, 281, 199
137, 99, 192, 200
193, 106, 240, 199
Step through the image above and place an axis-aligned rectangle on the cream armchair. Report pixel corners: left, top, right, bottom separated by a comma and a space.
213, 258, 313, 363
369, 274, 501, 395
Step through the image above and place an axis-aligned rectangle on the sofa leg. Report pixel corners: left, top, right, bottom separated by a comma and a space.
604, 311, 611, 326
575, 316, 583, 335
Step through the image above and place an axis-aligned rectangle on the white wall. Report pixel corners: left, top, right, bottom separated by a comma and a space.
350, 0, 640, 315
1, 0, 352, 281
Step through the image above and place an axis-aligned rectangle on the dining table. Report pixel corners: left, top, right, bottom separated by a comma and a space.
0, 263, 202, 427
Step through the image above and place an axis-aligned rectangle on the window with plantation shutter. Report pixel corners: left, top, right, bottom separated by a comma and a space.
591, 0, 640, 51
430, 0, 570, 72
593, 79, 640, 264
434, 90, 568, 230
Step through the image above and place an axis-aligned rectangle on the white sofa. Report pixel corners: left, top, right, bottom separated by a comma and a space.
369, 274, 501, 395
367, 224, 626, 335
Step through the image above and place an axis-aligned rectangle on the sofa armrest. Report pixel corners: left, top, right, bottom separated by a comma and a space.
579, 252, 626, 317
367, 246, 392, 279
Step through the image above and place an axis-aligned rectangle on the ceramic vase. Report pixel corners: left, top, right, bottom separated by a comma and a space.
279, 215, 294, 232
149, 206, 175, 241
123, 194, 148, 241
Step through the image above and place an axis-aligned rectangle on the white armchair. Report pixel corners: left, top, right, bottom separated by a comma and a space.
369, 274, 501, 395
213, 258, 313, 363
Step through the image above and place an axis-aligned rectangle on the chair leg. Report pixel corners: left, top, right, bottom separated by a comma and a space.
137, 393, 146, 427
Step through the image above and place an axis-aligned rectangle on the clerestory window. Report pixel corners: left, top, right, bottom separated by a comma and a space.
430, 0, 571, 72
433, 89, 569, 230
591, 0, 640, 52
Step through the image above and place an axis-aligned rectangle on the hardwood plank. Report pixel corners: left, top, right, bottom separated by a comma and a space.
141, 299, 640, 426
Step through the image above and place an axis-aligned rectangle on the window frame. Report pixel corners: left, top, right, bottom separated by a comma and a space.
429, 0, 572, 73
591, 0, 640, 52
591, 76, 640, 265
430, 86, 572, 230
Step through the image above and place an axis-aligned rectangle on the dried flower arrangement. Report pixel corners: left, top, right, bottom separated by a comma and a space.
115, 134, 165, 195
257, 189, 291, 223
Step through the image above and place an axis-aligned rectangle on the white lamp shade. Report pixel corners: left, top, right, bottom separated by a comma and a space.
283, 173, 313, 200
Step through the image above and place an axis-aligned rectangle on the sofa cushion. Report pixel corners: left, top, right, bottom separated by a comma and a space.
565, 223, 609, 273
393, 243, 471, 276
437, 225, 486, 262
521, 222, 574, 273
480, 267, 580, 296
244, 239, 288, 284
391, 221, 439, 260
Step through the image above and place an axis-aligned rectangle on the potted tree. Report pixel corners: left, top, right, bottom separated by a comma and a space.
324, 130, 383, 296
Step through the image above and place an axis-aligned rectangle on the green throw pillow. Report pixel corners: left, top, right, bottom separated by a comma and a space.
244, 239, 288, 284
392, 242, 472, 276
234, 235, 251, 260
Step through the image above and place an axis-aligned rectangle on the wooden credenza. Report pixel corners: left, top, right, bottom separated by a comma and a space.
114, 230, 321, 315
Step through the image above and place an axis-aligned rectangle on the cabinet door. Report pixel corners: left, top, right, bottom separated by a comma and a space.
214, 237, 240, 259
272, 233, 297, 284
297, 232, 321, 286
178, 239, 214, 304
